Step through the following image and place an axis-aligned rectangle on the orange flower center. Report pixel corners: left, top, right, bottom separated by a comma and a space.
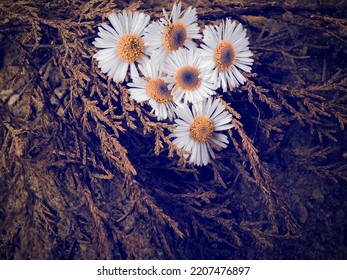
190, 116, 214, 143
175, 65, 201, 91
163, 22, 188, 52
117, 33, 144, 63
146, 78, 172, 104
214, 40, 236, 71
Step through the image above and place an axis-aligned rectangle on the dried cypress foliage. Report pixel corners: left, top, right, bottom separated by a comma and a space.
0, 0, 346, 259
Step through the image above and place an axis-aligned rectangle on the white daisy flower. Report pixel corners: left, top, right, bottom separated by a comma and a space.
162, 48, 216, 104
170, 98, 233, 166
199, 18, 254, 92
93, 11, 150, 83
127, 58, 176, 121
144, 1, 201, 64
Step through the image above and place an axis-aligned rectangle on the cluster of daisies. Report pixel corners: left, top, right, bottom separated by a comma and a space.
93, 2, 253, 166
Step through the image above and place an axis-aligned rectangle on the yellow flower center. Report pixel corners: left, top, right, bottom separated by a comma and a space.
175, 65, 201, 91
117, 33, 144, 63
146, 78, 173, 104
190, 116, 214, 143
163, 22, 188, 52
214, 40, 236, 71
